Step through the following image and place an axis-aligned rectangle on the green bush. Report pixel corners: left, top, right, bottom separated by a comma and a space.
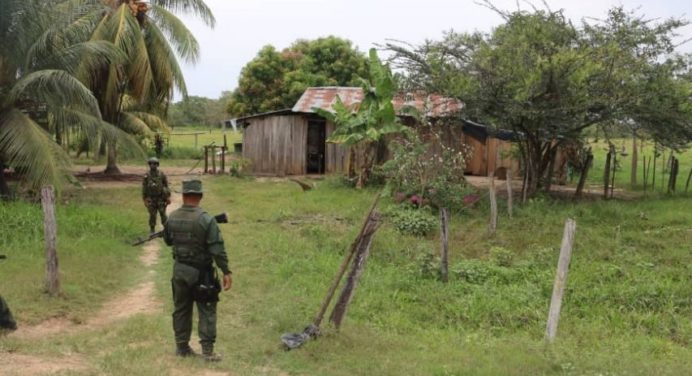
389, 207, 437, 236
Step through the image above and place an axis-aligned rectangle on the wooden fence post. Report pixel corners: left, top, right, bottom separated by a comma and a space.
41, 186, 60, 296
603, 149, 612, 199
204, 146, 209, 173
439, 207, 449, 283
506, 168, 513, 218
686, 167, 692, 193
545, 218, 577, 343
211, 146, 217, 174
631, 136, 638, 187
489, 174, 497, 234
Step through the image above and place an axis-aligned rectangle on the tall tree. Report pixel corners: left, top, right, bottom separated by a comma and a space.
73, 0, 215, 173
386, 4, 691, 195
0, 0, 136, 196
227, 36, 369, 117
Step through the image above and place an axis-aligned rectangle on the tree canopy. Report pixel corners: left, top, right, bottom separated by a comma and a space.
227, 36, 369, 117
386, 4, 692, 194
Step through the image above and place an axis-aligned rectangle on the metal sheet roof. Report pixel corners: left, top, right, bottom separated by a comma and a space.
292, 87, 463, 117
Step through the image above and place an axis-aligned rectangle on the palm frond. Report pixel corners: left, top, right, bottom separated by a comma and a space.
145, 22, 188, 98
120, 111, 155, 136
8, 69, 101, 117
149, 5, 200, 63
0, 108, 70, 190
153, 0, 216, 27
126, 111, 170, 133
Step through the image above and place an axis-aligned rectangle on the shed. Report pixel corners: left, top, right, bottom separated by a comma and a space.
236, 87, 520, 177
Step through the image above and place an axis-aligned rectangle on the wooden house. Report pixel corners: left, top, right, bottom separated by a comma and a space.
236, 87, 519, 177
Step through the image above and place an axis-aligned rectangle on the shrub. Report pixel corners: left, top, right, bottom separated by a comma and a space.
490, 246, 514, 267
389, 207, 437, 236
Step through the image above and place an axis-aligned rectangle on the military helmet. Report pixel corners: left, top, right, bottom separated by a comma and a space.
147, 157, 159, 165
182, 180, 203, 195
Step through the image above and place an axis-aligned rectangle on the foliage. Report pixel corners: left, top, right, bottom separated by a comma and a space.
227, 36, 368, 117
229, 157, 251, 177
1, 177, 691, 374
383, 130, 470, 210
316, 49, 409, 188
167, 92, 231, 127
385, 4, 692, 195
388, 206, 437, 236
0, 0, 141, 195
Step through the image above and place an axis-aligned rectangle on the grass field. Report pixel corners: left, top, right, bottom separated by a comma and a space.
1, 170, 690, 375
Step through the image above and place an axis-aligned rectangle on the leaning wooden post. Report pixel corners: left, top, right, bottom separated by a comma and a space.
631, 136, 638, 187
329, 212, 382, 329
41, 186, 60, 296
545, 218, 577, 343
220, 146, 226, 173
685, 167, 692, 193
439, 207, 450, 283
489, 173, 497, 234
506, 168, 513, 218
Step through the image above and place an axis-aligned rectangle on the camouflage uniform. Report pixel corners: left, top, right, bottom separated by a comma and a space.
163, 180, 231, 360
142, 159, 170, 232
0, 295, 17, 331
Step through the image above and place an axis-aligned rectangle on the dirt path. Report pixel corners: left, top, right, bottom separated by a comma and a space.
0, 188, 184, 375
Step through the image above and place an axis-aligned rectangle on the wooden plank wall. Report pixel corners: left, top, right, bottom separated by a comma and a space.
243, 115, 308, 175
325, 121, 349, 173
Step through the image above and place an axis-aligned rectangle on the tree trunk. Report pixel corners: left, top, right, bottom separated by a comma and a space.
685, 167, 692, 193
574, 153, 593, 200
610, 151, 617, 199
41, 186, 60, 296
506, 168, 513, 218
489, 173, 497, 234
543, 145, 558, 193
642, 155, 648, 193
631, 136, 638, 187
104, 141, 121, 174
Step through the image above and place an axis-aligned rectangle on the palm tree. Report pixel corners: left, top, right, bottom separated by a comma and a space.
73, 0, 215, 173
0, 0, 136, 197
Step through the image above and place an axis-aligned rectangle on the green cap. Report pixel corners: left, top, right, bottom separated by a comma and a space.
182, 180, 203, 194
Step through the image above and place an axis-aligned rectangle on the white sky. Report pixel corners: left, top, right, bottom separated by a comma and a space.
177, 0, 692, 99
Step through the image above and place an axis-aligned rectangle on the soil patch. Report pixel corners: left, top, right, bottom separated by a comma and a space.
0, 353, 89, 375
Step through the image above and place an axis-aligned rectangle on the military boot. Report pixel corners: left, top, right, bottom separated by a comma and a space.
175, 343, 197, 358
202, 344, 222, 362
149, 226, 156, 235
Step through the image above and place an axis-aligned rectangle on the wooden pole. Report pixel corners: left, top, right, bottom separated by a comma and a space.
642, 155, 648, 193
439, 207, 449, 283
610, 151, 617, 199
329, 212, 382, 329
211, 146, 217, 174
506, 168, 513, 218
685, 167, 692, 193
221, 146, 226, 173
489, 173, 497, 234
41, 186, 60, 296
574, 153, 593, 200
631, 136, 638, 187
545, 218, 577, 343
652, 145, 657, 192
204, 146, 209, 174
312, 194, 381, 328
603, 148, 612, 199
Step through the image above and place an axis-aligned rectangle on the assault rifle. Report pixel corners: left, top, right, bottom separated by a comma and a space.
132, 212, 229, 246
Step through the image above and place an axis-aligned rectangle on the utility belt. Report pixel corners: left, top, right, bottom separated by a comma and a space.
179, 261, 221, 304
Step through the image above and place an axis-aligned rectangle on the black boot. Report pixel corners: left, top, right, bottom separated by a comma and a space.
175, 343, 197, 357
202, 344, 222, 362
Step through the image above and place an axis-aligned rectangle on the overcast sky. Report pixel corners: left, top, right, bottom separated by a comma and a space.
177, 0, 692, 99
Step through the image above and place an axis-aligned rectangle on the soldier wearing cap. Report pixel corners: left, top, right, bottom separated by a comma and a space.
163, 179, 232, 361
142, 157, 170, 233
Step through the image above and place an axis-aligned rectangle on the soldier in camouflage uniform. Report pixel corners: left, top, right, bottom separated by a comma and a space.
0, 295, 17, 331
142, 157, 170, 233
163, 180, 232, 362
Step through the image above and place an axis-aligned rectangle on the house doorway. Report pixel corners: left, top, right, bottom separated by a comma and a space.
306, 119, 326, 174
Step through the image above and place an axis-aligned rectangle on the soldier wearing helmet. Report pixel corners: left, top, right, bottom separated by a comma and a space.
142, 157, 171, 233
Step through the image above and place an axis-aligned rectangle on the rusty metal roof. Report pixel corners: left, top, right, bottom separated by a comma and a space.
292, 87, 463, 117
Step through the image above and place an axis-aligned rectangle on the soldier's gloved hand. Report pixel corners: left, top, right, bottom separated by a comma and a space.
166, 198, 171, 205
143, 198, 151, 207
222, 274, 232, 291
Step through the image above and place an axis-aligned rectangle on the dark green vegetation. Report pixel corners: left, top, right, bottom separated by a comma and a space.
1, 176, 690, 375
227, 36, 369, 117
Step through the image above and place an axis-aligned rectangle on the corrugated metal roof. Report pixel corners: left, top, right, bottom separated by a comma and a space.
292, 87, 463, 117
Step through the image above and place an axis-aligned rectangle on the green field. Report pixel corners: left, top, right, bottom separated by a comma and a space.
1, 168, 690, 375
